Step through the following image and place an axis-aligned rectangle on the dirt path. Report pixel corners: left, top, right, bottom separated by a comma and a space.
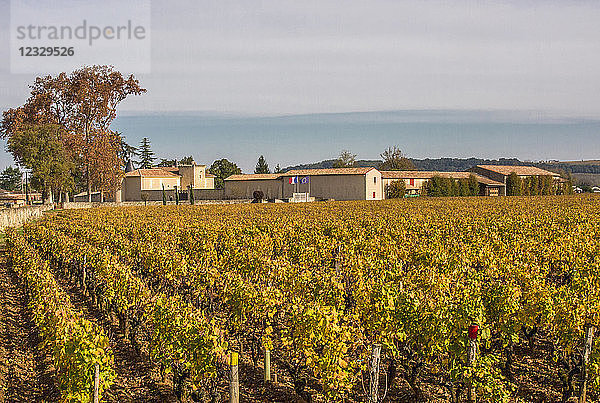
55, 275, 176, 402
0, 253, 59, 402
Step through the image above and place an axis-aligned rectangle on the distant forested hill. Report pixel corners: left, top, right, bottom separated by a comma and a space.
283, 158, 600, 175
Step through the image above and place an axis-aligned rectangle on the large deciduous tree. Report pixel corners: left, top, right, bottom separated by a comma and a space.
333, 150, 357, 168
0, 65, 146, 202
379, 146, 416, 170
385, 180, 406, 199
179, 156, 194, 165
7, 124, 75, 201
209, 159, 242, 189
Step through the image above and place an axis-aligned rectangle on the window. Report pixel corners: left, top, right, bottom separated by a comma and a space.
374, 177, 377, 184
409, 178, 415, 186
373, 192, 376, 198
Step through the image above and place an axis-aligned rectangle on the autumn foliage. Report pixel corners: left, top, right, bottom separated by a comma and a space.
0, 65, 145, 200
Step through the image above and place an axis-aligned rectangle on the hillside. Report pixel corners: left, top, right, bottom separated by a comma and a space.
283, 158, 600, 175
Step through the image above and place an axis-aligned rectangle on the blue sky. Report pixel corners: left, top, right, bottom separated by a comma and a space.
1, 1, 600, 170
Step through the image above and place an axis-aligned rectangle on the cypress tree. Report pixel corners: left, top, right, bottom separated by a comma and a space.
162, 184, 167, 205
189, 185, 195, 205
255, 155, 270, 174
506, 173, 522, 196
139, 137, 156, 168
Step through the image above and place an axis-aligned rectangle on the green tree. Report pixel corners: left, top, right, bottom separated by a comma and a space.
117, 134, 138, 169
179, 156, 194, 165
157, 158, 176, 167
7, 124, 75, 201
506, 173, 522, 196
540, 175, 553, 195
1, 66, 146, 201
450, 179, 459, 196
562, 178, 574, 195
467, 174, 479, 196
527, 177, 538, 195
457, 178, 469, 196
209, 159, 242, 189
274, 164, 282, 173
333, 150, 357, 168
385, 180, 406, 199
379, 146, 416, 170
0, 166, 22, 191
138, 137, 155, 168
255, 155, 270, 174
426, 175, 457, 197
189, 185, 195, 205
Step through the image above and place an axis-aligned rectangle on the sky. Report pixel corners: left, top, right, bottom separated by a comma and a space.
0, 0, 600, 171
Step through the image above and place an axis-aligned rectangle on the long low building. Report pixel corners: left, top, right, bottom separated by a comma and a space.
223, 173, 283, 199
380, 170, 505, 196
223, 164, 568, 201
225, 168, 383, 201
469, 165, 562, 183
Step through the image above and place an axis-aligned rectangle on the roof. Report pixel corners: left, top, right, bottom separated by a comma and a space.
476, 165, 560, 177
225, 173, 282, 181
124, 168, 180, 178
205, 173, 216, 178
178, 163, 206, 167
381, 171, 504, 186
283, 167, 377, 176
161, 166, 179, 172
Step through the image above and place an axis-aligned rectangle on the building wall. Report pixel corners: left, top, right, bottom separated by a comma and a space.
282, 175, 367, 201
141, 177, 180, 191
179, 165, 214, 190
123, 176, 142, 201
122, 176, 180, 201
485, 186, 501, 196
382, 178, 428, 197
365, 170, 383, 200
192, 188, 225, 200
224, 179, 283, 199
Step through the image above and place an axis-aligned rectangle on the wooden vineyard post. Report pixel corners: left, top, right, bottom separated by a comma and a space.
93, 363, 100, 403
81, 255, 87, 292
467, 324, 479, 403
368, 344, 382, 403
229, 352, 239, 403
264, 349, 271, 383
579, 324, 596, 403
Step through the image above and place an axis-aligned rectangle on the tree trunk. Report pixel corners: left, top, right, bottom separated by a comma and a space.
87, 164, 92, 202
